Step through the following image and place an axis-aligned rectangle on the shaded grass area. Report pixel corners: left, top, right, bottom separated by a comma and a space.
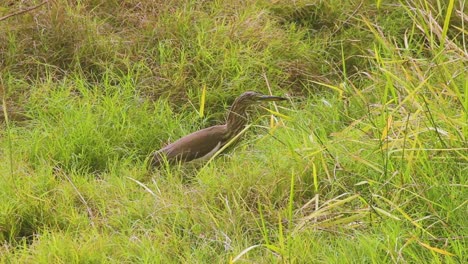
1, 0, 467, 263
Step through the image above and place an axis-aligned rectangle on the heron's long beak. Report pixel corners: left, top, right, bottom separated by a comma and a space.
257, 95, 287, 101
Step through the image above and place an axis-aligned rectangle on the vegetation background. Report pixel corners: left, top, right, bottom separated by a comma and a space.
1, 0, 466, 262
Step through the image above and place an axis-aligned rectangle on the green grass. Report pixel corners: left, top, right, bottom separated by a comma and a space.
1, 0, 467, 263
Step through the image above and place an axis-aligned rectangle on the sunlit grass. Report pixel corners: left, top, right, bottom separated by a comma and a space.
1, 0, 466, 263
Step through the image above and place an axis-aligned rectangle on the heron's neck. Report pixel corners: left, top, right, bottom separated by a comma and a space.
225, 102, 249, 139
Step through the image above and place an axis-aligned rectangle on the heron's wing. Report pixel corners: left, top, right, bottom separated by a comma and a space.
153, 125, 227, 166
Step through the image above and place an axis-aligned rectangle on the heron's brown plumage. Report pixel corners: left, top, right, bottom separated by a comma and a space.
151, 91, 286, 167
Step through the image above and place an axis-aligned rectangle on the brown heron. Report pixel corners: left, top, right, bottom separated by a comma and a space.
151, 91, 287, 167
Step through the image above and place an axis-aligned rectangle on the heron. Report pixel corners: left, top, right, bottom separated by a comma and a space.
151, 91, 287, 167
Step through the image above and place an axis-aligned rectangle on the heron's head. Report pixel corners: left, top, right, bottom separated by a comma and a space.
226, 91, 287, 133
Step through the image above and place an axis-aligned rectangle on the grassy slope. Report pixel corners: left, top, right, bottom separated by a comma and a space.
1, 0, 467, 263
